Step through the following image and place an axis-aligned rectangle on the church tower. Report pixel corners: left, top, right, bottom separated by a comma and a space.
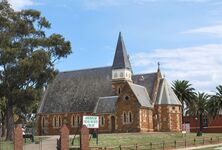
112, 32, 132, 82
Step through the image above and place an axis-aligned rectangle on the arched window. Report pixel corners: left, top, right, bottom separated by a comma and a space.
129, 112, 133, 123
71, 115, 75, 127
53, 116, 57, 128
58, 116, 62, 127
41, 116, 46, 127
53, 116, 62, 128
118, 87, 121, 94
120, 72, 123, 77
75, 115, 82, 127
100, 116, 105, 127
123, 112, 127, 124
114, 73, 118, 78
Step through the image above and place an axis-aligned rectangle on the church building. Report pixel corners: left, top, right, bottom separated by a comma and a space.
37, 33, 182, 135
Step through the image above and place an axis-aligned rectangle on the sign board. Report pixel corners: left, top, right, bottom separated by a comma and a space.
83, 116, 99, 128
182, 123, 190, 133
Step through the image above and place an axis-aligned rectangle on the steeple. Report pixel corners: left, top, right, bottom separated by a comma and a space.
112, 32, 132, 70
112, 32, 132, 81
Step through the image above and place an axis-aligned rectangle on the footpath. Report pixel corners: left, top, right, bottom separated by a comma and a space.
23, 136, 59, 150
179, 143, 222, 150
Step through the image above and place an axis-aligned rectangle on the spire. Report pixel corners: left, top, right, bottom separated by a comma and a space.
112, 32, 132, 70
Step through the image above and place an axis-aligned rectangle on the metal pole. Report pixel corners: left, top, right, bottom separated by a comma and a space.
96, 128, 98, 145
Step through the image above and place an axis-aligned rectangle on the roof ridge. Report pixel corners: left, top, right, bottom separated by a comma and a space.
99, 96, 118, 99
129, 83, 147, 89
60, 66, 111, 74
133, 72, 157, 76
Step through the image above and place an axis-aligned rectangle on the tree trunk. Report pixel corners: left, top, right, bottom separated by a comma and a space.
6, 99, 14, 141
1, 119, 5, 137
181, 101, 184, 123
199, 114, 203, 132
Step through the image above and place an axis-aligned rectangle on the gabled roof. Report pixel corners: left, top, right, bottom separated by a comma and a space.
132, 73, 157, 99
129, 83, 153, 108
156, 78, 182, 105
93, 96, 118, 114
112, 32, 132, 70
38, 67, 113, 113
38, 66, 157, 114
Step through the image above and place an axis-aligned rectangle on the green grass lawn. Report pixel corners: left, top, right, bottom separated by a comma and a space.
69, 132, 222, 148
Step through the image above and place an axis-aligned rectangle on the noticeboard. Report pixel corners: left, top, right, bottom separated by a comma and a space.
83, 116, 99, 129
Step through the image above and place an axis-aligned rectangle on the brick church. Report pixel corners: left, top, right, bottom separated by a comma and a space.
37, 33, 182, 135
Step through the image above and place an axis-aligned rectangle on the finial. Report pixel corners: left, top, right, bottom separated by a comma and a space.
157, 62, 160, 72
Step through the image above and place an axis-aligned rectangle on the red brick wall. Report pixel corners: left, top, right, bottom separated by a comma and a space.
140, 108, 153, 132
183, 115, 222, 133
14, 126, 23, 150
37, 112, 91, 135
154, 105, 182, 132
97, 114, 114, 133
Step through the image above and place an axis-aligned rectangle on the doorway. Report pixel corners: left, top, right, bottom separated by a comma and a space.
111, 116, 115, 132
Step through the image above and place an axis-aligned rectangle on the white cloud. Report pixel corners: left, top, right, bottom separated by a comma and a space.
8, 0, 35, 10
183, 24, 222, 38
131, 44, 222, 92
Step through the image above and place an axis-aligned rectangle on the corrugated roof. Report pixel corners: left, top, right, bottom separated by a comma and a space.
112, 32, 132, 70
129, 83, 153, 108
94, 96, 118, 114
156, 79, 182, 105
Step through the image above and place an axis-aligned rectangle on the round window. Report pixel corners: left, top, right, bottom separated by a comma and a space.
124, 95, 130, 101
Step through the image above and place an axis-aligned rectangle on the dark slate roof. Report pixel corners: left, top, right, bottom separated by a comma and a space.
132, 73, 157, 99
156, 78, 182, 105
38, 66, 157, 114
38, 67, 113, 113
93, 96, 118, 114
129, 83, 152, 108
112, 32, 132, 70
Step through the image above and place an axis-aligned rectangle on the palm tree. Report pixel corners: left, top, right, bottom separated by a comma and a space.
172, 80, 195, 120
208, 85, 222, 118
190, 92, 210, 134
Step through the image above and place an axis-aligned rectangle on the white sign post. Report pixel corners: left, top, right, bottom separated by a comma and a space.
83, 116, 99, 129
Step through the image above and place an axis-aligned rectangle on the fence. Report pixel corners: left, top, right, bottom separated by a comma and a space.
86, 136, 222, 150
0, 137, 14, 150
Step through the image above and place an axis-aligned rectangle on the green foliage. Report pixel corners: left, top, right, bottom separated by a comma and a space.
208, 85, 222, 118
190, 92, 210, 117
0, 1, 72, 140
172, 80, 195, 115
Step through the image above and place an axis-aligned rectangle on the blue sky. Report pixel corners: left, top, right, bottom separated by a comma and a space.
7, 0, 222, 92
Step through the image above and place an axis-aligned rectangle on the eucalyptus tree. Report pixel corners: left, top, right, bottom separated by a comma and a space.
0, 1, 71, 140
172, 80, 195, 118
